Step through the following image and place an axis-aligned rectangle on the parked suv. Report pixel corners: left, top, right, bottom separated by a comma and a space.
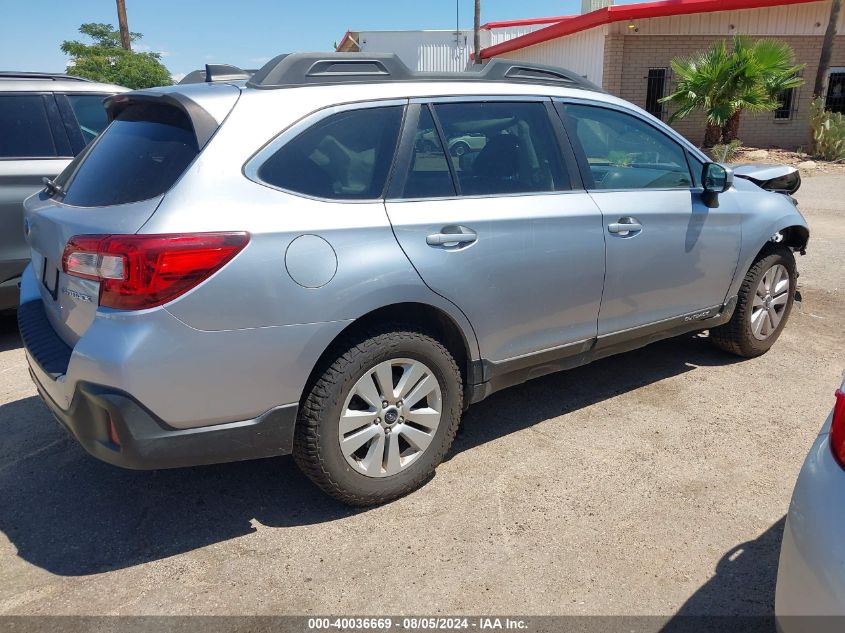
0, 72, 127, 311
19, 54, 809, 505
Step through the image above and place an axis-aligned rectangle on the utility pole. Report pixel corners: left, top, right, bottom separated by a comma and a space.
814, 0, 841, 98
116, 0, 132, 51
473, 0, 482, 64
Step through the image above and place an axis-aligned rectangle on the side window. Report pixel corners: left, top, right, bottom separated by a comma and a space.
432, 101, 570, 196
66, 94, 109, 146
564, 103, 692, 190
258, 105, 403, 200
0, 95, 58, 158
402, 105, 456, 199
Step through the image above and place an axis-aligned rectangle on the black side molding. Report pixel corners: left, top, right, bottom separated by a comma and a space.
468, 299, 737, 404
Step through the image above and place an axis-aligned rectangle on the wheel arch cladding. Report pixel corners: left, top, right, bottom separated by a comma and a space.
779, 224, 810, 252
746, 224, 808, 278
298, 302, 476, 409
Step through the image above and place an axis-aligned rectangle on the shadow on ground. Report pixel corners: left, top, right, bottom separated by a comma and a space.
0, 313, 21, 353
0, 330, 744, 577
660, 518, 785, 631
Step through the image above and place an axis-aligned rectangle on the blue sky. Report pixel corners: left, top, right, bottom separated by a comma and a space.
0, 0, 641, 80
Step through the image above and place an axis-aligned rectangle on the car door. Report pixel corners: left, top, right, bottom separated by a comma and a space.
0, 93, 73, 301
384, 99, 606, 365
556, 101, 741, 339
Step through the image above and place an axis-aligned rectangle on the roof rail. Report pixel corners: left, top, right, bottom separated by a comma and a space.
246, 52, 602, 92
0, 71, 91, 82
178, 64, 255, 85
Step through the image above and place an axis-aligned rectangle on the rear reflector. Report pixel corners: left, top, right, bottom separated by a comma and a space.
107, 416, 120, 446
62, 232, 250, 310
829, 388, 845, 469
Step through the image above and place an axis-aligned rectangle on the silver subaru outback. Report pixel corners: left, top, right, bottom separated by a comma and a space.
20, 53, 809, 505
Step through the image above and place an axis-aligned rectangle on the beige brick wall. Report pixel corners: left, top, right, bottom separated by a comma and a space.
602, 34, 625, 95
602, 34, 845, 149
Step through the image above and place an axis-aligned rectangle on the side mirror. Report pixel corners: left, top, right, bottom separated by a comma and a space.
701, 162, 733, 208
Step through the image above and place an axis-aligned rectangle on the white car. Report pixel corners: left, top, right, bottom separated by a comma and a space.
776, 374, 845, 629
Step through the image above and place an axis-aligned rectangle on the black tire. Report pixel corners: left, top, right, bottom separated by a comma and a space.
293, 327, 462, 506
710, 244, 797, 358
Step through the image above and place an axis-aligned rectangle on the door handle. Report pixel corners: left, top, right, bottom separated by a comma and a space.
426, 226, 477, 247
607, 217, 643, 235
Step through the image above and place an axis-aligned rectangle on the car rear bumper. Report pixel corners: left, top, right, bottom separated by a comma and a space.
19, 293, 299, 470
776, 414, 845, 629
29, 369, 298, 470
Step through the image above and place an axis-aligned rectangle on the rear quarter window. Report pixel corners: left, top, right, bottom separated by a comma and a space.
66, 94, 110, 145
59, 103, 199, 207
257, 105, 403, 200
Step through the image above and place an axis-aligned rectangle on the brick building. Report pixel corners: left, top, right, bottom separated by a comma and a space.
480, 0, 845, 149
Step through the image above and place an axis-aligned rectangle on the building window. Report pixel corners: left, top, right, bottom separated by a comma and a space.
825, 71, 845, 114
644, 68, 667, 120
774, 88, 797, 120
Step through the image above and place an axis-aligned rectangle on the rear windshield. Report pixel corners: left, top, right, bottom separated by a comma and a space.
59, 103, 199, 207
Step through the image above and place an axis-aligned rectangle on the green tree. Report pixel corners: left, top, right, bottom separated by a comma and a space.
661, 36, 804, 147
61, 23, 172, 89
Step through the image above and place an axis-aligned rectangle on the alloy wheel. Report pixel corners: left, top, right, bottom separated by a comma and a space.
750, 263, 790, 340
338, 358, 443, 478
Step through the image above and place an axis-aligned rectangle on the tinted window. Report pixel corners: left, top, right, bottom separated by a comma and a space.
687, 152, 705, 187
259, 106, 403, 200
60, 103, 198, 207
433, 101, 569, 196
67, 94, 109, 145
564, 104, 692, 190
402, 105, 456, 199
0, 95, 58, 158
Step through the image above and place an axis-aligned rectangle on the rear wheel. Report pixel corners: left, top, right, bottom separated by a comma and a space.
293, 327, 462, 506
710, 244, 797, 358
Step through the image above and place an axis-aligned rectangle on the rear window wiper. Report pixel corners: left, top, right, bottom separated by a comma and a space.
42, 177, 65, 197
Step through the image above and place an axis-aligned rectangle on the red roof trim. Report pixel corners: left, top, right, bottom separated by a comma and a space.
480, 15, 576, 30
481, 0, 822, 58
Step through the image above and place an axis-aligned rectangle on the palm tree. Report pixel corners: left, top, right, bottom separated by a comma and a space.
661, 36, 804, 147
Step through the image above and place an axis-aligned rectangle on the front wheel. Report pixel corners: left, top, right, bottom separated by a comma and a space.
710, 244, 797, 358
293, 328, 462, 506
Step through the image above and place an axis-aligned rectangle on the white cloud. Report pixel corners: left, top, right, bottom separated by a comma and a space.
135, 43, 171, 56
171, 72, 187, 82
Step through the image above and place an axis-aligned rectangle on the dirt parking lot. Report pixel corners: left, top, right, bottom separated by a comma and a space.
0, 176, 842, 618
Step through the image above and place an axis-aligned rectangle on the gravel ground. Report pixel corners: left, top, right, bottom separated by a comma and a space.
0, 177, 842, 617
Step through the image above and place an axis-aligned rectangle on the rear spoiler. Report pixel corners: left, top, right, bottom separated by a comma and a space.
104, 91, 220, 149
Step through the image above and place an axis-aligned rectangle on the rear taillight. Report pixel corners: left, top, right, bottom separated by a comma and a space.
829, 388, 845, 468
62, 232, 249, 310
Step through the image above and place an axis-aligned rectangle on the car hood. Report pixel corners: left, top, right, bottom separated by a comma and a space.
730, 163, 801, 195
